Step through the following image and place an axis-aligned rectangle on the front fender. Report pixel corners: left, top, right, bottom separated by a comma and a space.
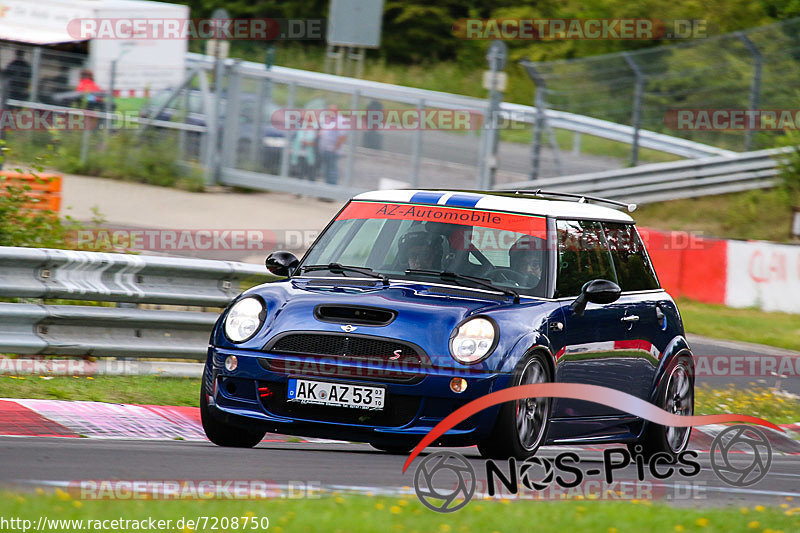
497, 331, 555, 376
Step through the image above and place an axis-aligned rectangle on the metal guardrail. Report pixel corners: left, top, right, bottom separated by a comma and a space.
501, 147, 789, 204
186, 52, 734, 160
0, 247, 273, 359
0, 303, 217, 359
0, 247, 269, 306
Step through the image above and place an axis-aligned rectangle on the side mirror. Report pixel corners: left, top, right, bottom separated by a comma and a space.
570, 279, 621, 317
265, 251, 299, 277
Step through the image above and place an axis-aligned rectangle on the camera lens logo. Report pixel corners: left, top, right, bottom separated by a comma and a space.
710, 425, 772, 487
413, 451, 476, 513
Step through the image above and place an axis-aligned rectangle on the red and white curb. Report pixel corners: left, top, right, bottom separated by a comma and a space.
1, 398, 799, 453
0, 398, 337, 444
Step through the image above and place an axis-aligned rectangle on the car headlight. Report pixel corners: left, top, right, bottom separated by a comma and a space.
449, 317, 497, 364
224, 297, 266, 343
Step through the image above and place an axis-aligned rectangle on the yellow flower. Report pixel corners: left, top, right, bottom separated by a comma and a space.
375, 503, 385, 510
244, 512, 255, 518
439, 525, 451, 533
740, 507, 750, 514
87, 376, 94, 380
73, 501, 83, 508
35, 488, 45, 495
780, 503, 789, 509
181, 526, 193, 533
55, 488, 71, 501
608, 528, 618, 533
755, 505, 765, 512
390, 506, 401, 514
695, 517, 709, 527
748, 521, 759, 529
674, 526, 685, 532
335, 496, 345, 504
398, 499, 408, 506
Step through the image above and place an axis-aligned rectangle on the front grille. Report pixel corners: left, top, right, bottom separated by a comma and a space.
259, 381, 420, 427
258, 357, 422, 383
265, 332, 428, 365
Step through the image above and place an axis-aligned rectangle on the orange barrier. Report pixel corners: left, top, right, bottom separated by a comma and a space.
0, 171, 62, 212
639, 227, 727, 305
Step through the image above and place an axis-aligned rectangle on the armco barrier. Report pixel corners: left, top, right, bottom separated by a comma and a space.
0, 246, 270, 306
0, 246, 273, 359
0, 171, 62, 212
640, 228, 800, 314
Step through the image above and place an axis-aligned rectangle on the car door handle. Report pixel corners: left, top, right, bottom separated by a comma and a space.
620, 315, 640, 323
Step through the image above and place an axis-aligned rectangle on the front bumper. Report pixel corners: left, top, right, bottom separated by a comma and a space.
205, 346, 509, 446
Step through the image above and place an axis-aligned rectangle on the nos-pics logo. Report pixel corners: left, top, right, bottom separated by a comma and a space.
413, 425, 773, 512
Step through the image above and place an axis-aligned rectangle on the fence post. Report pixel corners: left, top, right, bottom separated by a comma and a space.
523, 62, 546, 182
0, 79, 7, 170
29, 47, 41, 103
410, 98, 423, 188
738, 32, 762, 151
278, 82, 295, 179
344, 90, 360, 186
220, 61, 242, 170
250, 76, 269, 164
622, 52, 644, 167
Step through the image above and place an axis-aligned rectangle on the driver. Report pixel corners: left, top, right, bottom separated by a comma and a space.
397, 230, 443, 271
509, 235, 545, 288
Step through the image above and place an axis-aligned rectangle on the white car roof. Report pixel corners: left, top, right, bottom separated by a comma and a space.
352, 190, 635, 223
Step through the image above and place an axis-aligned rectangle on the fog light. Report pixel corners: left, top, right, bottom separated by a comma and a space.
224, 355, 238, 372
450, 377, 468, 393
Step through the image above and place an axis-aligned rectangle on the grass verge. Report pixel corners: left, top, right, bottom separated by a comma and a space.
0, 375, 199, 406
633, 188, 797, 243
677, 299, 800, 352
0, 492, 797, 533
696, 385, 800, 425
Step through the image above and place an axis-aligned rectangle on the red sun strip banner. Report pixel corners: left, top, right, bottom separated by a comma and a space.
338, 201, 547, 237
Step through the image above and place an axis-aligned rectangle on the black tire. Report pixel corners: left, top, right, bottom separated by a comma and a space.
478, 353, 552, 460
628, 355, 694, 462
200, 370, 266, 448
370, 443, 415, 455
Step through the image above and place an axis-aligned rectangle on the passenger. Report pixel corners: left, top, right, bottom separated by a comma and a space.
509, 236, 546, 288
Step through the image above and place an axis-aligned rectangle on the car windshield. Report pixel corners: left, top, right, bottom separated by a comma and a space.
299, 200, 550, 297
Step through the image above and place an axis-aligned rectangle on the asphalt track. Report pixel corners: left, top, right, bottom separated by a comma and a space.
2, 438, 798, 507
1, 337, 798, 507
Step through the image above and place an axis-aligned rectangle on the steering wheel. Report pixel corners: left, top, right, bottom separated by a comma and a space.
486, 268, 526, 286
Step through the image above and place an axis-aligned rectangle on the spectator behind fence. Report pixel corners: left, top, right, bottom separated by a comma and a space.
319, 105, 348, 185
76, 69, 103, 110
4, 50, 31, 101
40, 65, 71, 105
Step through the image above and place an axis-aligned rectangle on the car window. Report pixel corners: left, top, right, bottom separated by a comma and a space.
555, 219, 617, 298
300, 201, 549, 297
602, 222, 660, 291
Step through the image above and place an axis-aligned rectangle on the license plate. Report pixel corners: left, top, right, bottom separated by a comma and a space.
287, 379, 385, 410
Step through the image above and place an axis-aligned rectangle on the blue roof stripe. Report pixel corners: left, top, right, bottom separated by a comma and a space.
409, 191, 445, 205
444, 194, 483, 208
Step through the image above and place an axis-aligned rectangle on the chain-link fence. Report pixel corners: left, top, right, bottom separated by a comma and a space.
523, 18, 800, 159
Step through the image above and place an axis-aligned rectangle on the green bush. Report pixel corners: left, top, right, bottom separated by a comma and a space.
6, 129, 202, 191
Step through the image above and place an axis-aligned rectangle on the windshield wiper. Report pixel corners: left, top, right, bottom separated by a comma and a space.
300, 263, 389, 286
405, 269, 519, 303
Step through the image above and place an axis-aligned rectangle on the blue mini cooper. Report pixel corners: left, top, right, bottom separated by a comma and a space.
201, 189, 695, 459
